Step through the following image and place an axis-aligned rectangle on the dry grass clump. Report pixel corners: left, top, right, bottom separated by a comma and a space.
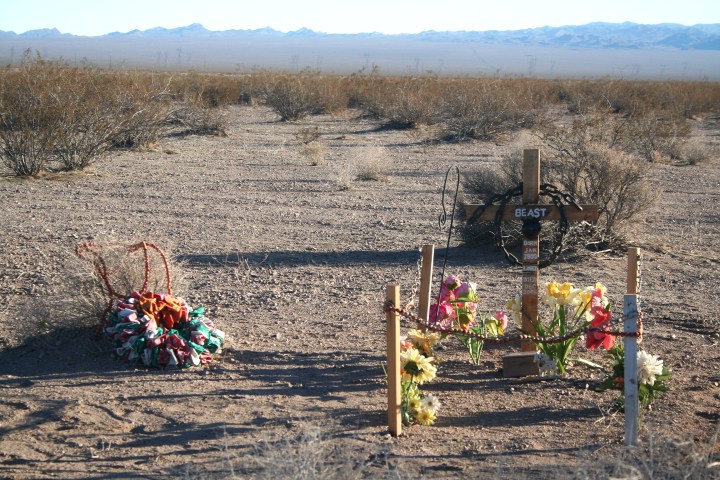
353, 146, 391, 181
300, 142, 328, 166
573, 428, 720, 480
675, 137, 717, 165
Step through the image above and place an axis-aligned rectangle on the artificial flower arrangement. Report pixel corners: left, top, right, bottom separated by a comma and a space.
428, 275, 508, 365
399, 329, 442, 425
596, 345, 671, 412
396, 274, 510, 427
523, 281, 616, 374
106, 291, 225, 368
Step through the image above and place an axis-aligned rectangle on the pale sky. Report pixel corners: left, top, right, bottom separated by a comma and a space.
1, 0, 718, 36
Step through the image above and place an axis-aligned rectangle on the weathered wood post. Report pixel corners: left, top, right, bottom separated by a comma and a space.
624, 247, 641, 446
418, 244, 435, 325
520, 149, 541, 352
386, 284, 402, 437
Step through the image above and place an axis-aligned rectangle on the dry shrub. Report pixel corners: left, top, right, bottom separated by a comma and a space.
300, 142, 327, 166
167, 92, 228, 136
181, 424, 400, 479
440, 78, 539, 140
0, 52, 170, 175
462, 141, 656, 249
358, 76, 444, 128
537, 120, 658, 238
574, 428, 720, 480
295, 126, 321, 144
263, 72, 321, 121
0, 53, 63, 175
248, 426, 366, 479
353, 146, 390, 181
168, 72, 244, 107
679, 137, 716, 165
537, 107, 691, 164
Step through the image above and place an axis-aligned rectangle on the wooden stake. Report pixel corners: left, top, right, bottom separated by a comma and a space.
624, 294, 639, 446
386, 284, 402, 437
418, 244, 435, 325
627, 247, 641, 295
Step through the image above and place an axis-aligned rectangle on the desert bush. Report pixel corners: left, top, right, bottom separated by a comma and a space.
678, 137, 716, 165
629, 110, 692, 162
263, 72, 322, 121
167, 91, 228, 136
0, 53, 171, 174
361, 76, 443, 128
440, 78, 539, 140
300, 142, 327, 166
295, 126, 321, 144
462, 141, 656, 249
0, 53, 63, 175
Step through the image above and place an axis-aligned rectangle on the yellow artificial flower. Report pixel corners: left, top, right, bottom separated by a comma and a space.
408, 395, 421, 412
400, 348, 437, 384
414, 406, 437, 426
407, 329, 441, 357
545, 281, 574, 306
573, 289, 592, 310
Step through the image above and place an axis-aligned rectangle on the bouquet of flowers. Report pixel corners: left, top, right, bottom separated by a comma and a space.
429, 275, 507, 364
399, 329, 442, 425
531, 281, 615, 374
596, 345, 671, 411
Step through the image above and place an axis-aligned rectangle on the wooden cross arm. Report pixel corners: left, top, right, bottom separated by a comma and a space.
465, 204, 600, 222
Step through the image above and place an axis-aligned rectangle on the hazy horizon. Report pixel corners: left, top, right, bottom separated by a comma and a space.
2, 0, 719, 37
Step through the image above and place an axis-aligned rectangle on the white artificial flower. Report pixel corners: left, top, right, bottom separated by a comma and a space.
637, 351, 664, 386
420, 393, 441, 414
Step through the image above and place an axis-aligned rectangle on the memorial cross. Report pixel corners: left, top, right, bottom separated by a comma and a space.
464, 149, 600, 353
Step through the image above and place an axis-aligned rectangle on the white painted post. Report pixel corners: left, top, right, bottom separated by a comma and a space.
624, 294, 639, 446
386, 284, 402, 437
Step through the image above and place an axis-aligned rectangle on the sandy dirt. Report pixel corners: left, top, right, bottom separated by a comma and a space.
0, 105, 719, 479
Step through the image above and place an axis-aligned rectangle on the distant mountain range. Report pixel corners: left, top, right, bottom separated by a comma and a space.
2, 22, 719, 79
2, 22, 720, 50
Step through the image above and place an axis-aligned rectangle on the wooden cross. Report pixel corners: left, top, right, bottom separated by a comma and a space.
465, 149, 600, 355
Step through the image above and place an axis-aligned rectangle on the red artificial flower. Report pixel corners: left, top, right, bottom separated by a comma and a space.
586, 305, 616, 350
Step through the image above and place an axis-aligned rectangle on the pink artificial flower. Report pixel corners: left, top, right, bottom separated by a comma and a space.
438, 284, 456, 303
429, 302, 454, 324
493, 312, 509, 330
454, 281, 470, 297
443, 275, 461, 290
590, 305, 611, 325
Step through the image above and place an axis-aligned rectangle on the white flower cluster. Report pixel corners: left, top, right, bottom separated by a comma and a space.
637, 350, 664, 386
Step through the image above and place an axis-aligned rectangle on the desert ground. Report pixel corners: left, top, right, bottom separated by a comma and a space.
0, 105, 719, 479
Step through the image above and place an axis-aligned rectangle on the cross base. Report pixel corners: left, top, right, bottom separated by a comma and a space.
502, 351, 540, 378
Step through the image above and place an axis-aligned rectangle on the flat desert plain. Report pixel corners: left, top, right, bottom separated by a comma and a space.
0, 105, 719, 479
